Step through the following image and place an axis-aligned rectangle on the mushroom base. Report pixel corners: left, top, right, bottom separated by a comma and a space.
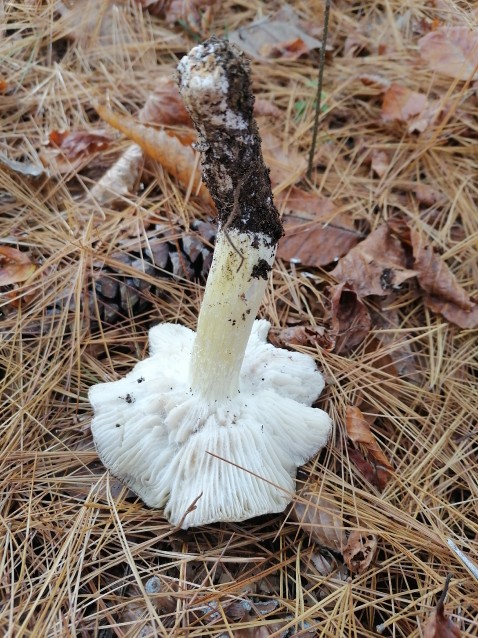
89, 320, 331, 528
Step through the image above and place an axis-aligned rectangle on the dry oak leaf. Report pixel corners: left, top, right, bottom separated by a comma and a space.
330, 225, 417, 298
0, 247, 37, 286
346, 444, 384, 489
260, 37, 311, 60
48, 129, 112, 159
343, 530, 378, 575
268, 324, 335, 352
411, 229, 478, 329
290, 488, 347, 552
228, 5, 326, 62
253, 98, 282, 118
359, 74, 391, 91
423, 578, 461, 638
139, 77, 192, 127
43, 129, 113, 175
328, 283, 372, 354
276, 187, 359, 268
346, 405, 393, 490
419, 27, 478, 81
382, 84, 428, 122
381, 84, 438, 134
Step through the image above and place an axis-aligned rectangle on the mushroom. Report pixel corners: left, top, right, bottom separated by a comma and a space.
89, 37, 332, 529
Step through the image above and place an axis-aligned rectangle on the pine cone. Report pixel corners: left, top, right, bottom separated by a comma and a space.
92, 219, 216, 326
16, 220, 216, 335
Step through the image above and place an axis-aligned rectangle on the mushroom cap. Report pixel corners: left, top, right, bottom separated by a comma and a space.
89, 320, 331, 528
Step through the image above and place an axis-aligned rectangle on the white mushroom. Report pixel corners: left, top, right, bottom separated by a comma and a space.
89, 37, 332, 528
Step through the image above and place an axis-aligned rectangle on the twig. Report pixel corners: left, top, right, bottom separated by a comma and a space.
307, 0, 331, 180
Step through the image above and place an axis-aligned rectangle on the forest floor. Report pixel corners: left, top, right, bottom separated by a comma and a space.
1, 0, 477, 636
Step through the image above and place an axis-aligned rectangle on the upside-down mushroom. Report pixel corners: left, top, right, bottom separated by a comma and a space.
89, 37, 332, 528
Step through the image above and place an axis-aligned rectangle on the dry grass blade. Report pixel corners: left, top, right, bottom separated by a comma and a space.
1, 0, 478, 636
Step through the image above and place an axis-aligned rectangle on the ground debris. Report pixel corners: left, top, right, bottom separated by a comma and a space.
0, 246, 37, 287
268, 324, 335, 352
327, 282, 372, 353
381, 84, 441, 134
289, 487, 346, 552
228, 5, 328, 62
423, 576, 462, 638
2, 0, 478, 635
346, 405, 393, 491
419, 26, 478, 81
343, 530, 378, 574
330, 225, 417, 297
411, 229, 478, 329
276, 187, 359, 268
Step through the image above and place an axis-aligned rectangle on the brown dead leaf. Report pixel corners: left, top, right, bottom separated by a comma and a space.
49, 129, 112, 159
346, 405, 393, 490
419, 27, 478, 81
290, 488, 347, 552
347, 445, 383, 488
423, 577, 461, 638
139, 77, 192, 127
328, 283, 372, 354
308, 552, 337, 577
382, 84, 428, 123
138, 0, 218, 34
0, 77, 7, 92
381, 84, 438, 133
260, 131, 307, 188
0, 247, 37, 286
411, 229, 478, 329
415, 183, 443, 207
276, 187, 360, 267
89, 143, 144, 205
330, 225, 417, 297
260, 37, 311, 60
228, 5, 326, 62
268, 325, 335, 352
42, 129, 113, 174
95, 102, 213, 207
343, 530, 378, 574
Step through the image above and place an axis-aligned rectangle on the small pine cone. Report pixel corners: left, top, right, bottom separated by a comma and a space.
17, 220, 216, 335
90, 219, 216, 326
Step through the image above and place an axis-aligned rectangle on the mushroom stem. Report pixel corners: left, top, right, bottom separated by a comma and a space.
190, 230, 274, 400
177, 37, 283, 402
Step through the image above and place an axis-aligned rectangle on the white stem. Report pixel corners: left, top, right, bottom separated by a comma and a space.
190, 230, 275, 401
